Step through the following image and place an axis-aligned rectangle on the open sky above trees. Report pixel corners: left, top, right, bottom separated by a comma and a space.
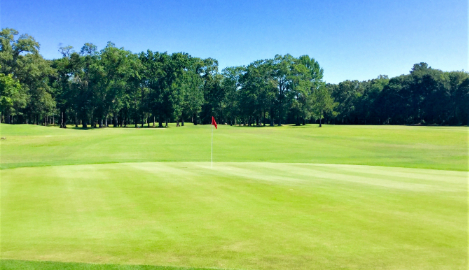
1, 0, 466, 83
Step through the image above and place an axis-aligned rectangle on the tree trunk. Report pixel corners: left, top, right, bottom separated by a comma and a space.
6, 114, 10, 124
319, 111, 322, 127
153, 116, 155, 127
182, 118, 184, 126
158, 116, 163, 127
270, 108, 274, 126
263, 110, 266, 126
278, 100, 282, 126
165, 118, 168, 127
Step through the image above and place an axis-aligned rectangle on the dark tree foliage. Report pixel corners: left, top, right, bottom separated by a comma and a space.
1, 29, 468, 127
326, 63, 469, 126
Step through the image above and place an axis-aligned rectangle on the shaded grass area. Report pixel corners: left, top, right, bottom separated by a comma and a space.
2, 162, 467, 269
0, 124, 467, 171
0, 260, 214, 270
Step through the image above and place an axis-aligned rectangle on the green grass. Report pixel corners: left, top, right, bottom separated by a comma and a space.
0, 123, 467, 171
0, 260, 211, 270
1, 124, 468, 269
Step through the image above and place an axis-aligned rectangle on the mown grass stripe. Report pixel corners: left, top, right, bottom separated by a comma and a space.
0, 260, 217, 270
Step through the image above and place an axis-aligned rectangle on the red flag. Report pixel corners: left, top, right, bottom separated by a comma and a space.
211, 116, 217, 129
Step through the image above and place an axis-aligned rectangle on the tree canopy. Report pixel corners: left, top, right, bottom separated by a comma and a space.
1, 28, 468, 127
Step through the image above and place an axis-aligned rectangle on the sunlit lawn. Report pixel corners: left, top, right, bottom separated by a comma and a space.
1, 124, 467, 269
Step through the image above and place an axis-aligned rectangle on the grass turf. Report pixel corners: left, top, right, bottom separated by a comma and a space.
0, 123, 467, 171
0, 259, 210, 270
1, 124, 468, 269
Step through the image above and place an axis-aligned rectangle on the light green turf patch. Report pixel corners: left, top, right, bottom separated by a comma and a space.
0, 259, 214, 270
2, 162, 467, 269
0, 124, 467, 171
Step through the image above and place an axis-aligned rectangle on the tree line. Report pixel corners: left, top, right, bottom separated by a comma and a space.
1, 28, 468, 128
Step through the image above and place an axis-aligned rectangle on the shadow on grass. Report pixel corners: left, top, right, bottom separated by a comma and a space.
65, 125, 170, 130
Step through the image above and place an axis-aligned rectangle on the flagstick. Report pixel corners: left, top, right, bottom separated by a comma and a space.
211, 123, 213, 168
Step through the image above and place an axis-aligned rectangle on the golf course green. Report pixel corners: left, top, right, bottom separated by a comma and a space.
1, 124, 467, 269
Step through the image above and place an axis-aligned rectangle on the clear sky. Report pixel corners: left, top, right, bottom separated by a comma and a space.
1, 0, 467, 83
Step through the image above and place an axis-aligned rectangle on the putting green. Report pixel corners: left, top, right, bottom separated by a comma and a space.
2, 162, 467, 269
0, 124, 467, 269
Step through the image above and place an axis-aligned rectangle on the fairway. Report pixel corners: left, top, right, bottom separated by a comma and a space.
1, 124, 468, 269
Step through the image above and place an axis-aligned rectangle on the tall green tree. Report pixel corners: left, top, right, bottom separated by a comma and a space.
0, 68, 24, 123
292, 55, 324, 125
52, 46, 80, 127
0, 28, 40, 75
271, 54, 296, 125
181, 57, 205, 125
75, 43, 98, 128
200, 58, 223, 124
312, 84, 336, 127
221, 66, 244, 125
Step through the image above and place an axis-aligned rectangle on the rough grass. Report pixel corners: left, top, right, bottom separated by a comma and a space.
0, 124, 467, 269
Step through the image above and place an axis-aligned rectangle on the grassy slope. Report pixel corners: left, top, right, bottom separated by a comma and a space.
1, 124, 468, 269
0, 123, 467, 171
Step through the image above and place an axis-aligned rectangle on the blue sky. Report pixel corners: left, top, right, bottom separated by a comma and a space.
1, 0, 467, 83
